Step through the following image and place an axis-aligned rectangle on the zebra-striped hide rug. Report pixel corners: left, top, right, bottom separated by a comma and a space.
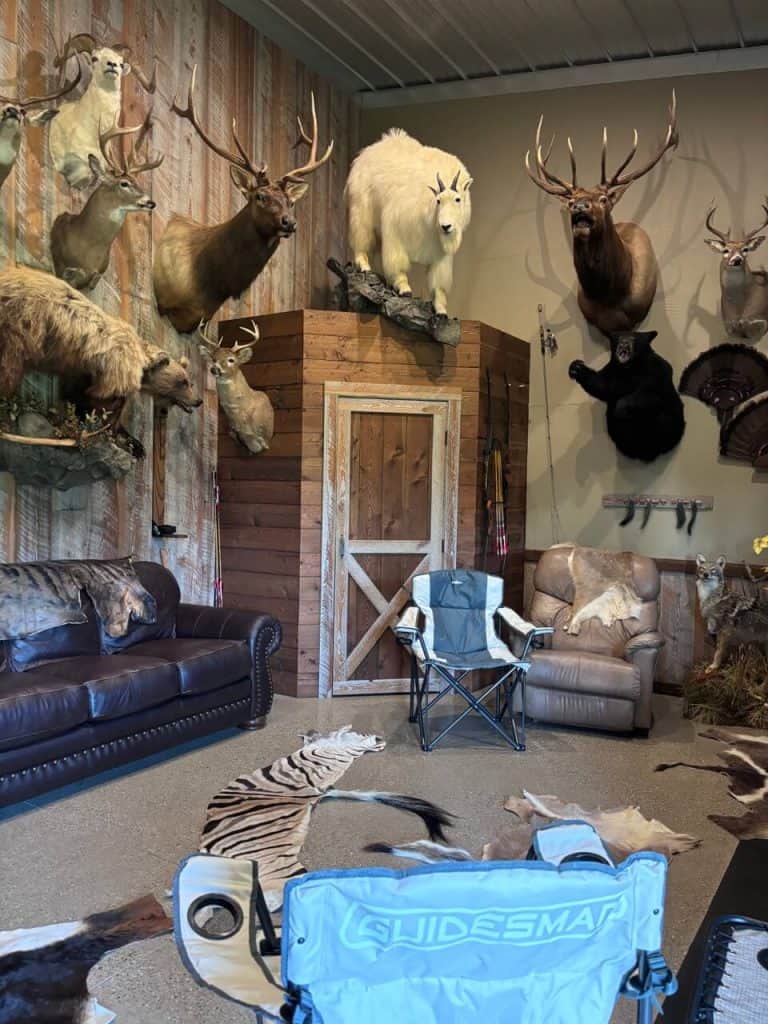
199, 725, 454, 910
656, 726, 768, 840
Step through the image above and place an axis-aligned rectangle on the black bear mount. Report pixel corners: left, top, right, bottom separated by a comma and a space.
569, 330, 686, 462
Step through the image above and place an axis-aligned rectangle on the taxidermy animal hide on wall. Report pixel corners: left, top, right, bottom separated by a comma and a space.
656, 727, 768, 841
48, 33, 156, 189
50, 114, 163, 290
153, 67, 333, 333
0, 267, 200, 413
526, 94, 678, 336
0, 64, 81, 188
569, 330, 685, 461
694, 554, 768, 672
345, 129, 473, 316
0, 894, 171, 1024
704, 203, 768, 341
198, 321, 274, 454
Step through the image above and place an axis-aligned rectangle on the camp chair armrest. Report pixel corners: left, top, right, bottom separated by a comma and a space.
498, 608, 553, 658
394, 605, 427, 655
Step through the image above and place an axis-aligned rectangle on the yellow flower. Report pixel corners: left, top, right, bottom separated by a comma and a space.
754, 535, 768, 555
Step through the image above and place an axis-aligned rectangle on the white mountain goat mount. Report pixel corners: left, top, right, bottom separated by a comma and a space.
198, 320, 274, 455
48, 33, 156, 189
345, 129, 473, 316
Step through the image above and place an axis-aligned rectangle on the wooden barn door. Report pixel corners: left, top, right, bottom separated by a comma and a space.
320, 384, 461, 696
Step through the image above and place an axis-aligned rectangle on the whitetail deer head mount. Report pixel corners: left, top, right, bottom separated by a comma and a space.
153, 65, 334, 333
50, 113, 164, 291
525, 92, 678, 337
198, 320, 274, 455
704, 203, 768, 342
0, 63, 81, 188
48, 32, 157, 189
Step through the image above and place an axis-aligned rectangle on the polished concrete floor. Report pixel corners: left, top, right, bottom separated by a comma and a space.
0, 694, 739, 1023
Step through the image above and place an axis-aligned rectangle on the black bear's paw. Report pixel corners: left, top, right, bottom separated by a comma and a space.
569, 359, 587, 380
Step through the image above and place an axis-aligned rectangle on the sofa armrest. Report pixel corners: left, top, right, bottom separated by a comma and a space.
624, 631, 665, 730
177, 604, 282, 724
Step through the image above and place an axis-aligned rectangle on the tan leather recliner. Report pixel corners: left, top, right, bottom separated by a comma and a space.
525, 546, 664, 733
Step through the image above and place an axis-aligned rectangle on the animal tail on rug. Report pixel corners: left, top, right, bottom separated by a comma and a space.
655, 761, 728, 777
364, 839, 473, 864
321, 789, 455, 841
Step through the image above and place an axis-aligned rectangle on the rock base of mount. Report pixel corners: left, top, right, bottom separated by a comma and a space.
328, 259, 461, 347
0, 437, 135, 490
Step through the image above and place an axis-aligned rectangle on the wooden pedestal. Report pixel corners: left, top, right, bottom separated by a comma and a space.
217, 311, 530, 697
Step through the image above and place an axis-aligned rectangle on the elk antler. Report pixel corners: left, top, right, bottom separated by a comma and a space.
110, 43, 157, 94
0, 61, 82, 108
524, 115, 572, 198
705, 206, 730, 243
52, 32, 98, 74
172, 65, 267, 185
603, 90, 678, 191
745, 200, 768, 242
278, 93, 334, 186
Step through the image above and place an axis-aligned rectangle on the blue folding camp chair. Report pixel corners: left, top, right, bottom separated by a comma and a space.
174, 821, 676, 1024
394, 569, 552, 751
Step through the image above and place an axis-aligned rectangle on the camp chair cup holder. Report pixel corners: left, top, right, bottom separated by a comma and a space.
395, 570, 553, 752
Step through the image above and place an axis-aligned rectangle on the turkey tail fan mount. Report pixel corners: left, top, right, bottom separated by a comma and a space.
720, 392, 768, 467
679, 343, 768, 425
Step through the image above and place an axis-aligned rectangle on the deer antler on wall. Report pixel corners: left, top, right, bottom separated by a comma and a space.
198, 320, 275, 455
525, 92, 678, 337
153, 65, 334, 333
50, 112, 164, 291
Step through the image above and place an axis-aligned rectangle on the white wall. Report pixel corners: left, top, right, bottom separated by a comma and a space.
361, 69, 768, 564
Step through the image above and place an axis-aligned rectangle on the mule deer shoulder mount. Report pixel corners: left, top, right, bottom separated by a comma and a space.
198, 320, 274, 454
526, 92, 678, 337
153, 65, 334, 334
704, 202, 768, 342
50, 113, 163, 290
0, 61, 81, 189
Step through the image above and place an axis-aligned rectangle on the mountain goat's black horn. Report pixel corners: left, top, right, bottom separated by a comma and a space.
450, 170, 460, 191
435, 172, 446, 192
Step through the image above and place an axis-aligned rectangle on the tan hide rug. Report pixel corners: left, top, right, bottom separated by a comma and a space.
655, 726, 768, 840
563, 545, 644, 635
483, 790, 700, 862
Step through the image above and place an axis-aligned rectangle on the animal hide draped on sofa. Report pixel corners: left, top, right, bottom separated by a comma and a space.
0, 894, 171, 1024
569, 330, 686, 461
199, 726, 454, 910
656, 727, 768, 840
561, 544, 644, 635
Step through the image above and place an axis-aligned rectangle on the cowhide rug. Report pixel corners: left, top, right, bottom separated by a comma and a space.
0, 894, 171, 1024
656, 726, 768, 840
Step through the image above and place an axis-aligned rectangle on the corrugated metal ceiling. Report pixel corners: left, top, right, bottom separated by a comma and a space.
223, 0, 768, 103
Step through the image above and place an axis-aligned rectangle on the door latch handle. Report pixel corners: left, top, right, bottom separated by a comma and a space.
339, 537, 345, 558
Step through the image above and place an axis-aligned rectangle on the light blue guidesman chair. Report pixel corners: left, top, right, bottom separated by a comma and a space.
394, 569, 552, 751
174, 821, 677, 1024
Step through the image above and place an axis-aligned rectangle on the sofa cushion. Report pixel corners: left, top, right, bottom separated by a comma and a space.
120, 638, 251, 696
100, 561, 180, 654
0, 671, 90, 751
4, 591, 102, 672
43, 655, 179, 722
526, 649, 641, 701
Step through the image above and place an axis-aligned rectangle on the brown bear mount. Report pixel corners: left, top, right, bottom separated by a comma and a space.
0, 266, 200, 412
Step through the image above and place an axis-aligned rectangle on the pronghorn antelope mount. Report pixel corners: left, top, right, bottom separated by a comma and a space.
525, 93, 678, 337
198, 320, 274, 454
48, 32, 157, 189
0, 63, 81, 188
153, 66, 334, 333
50, 113, 163, 290
704, 203, 768, 341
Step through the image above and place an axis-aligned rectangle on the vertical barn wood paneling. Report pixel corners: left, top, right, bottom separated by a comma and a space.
0, 0, 359, 601
218, 311, 530, 697
522, 554, 761, 689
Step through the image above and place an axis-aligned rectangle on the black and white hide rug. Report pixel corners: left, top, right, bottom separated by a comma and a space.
0, 894, 171, 1024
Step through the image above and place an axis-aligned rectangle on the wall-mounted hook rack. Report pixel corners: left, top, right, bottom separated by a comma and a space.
602, 494, 714, 511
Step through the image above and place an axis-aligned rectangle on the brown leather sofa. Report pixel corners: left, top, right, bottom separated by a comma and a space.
525, 546, 664, 733
0, 560, 281, 807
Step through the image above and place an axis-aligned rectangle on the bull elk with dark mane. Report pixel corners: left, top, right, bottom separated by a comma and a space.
525, 93, 678, 337
153, 66, 333, 333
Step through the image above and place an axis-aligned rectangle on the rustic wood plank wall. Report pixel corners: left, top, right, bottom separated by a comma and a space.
0, 0, 359, 601
219, 311, 530, 696
523, 553, 761, 689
